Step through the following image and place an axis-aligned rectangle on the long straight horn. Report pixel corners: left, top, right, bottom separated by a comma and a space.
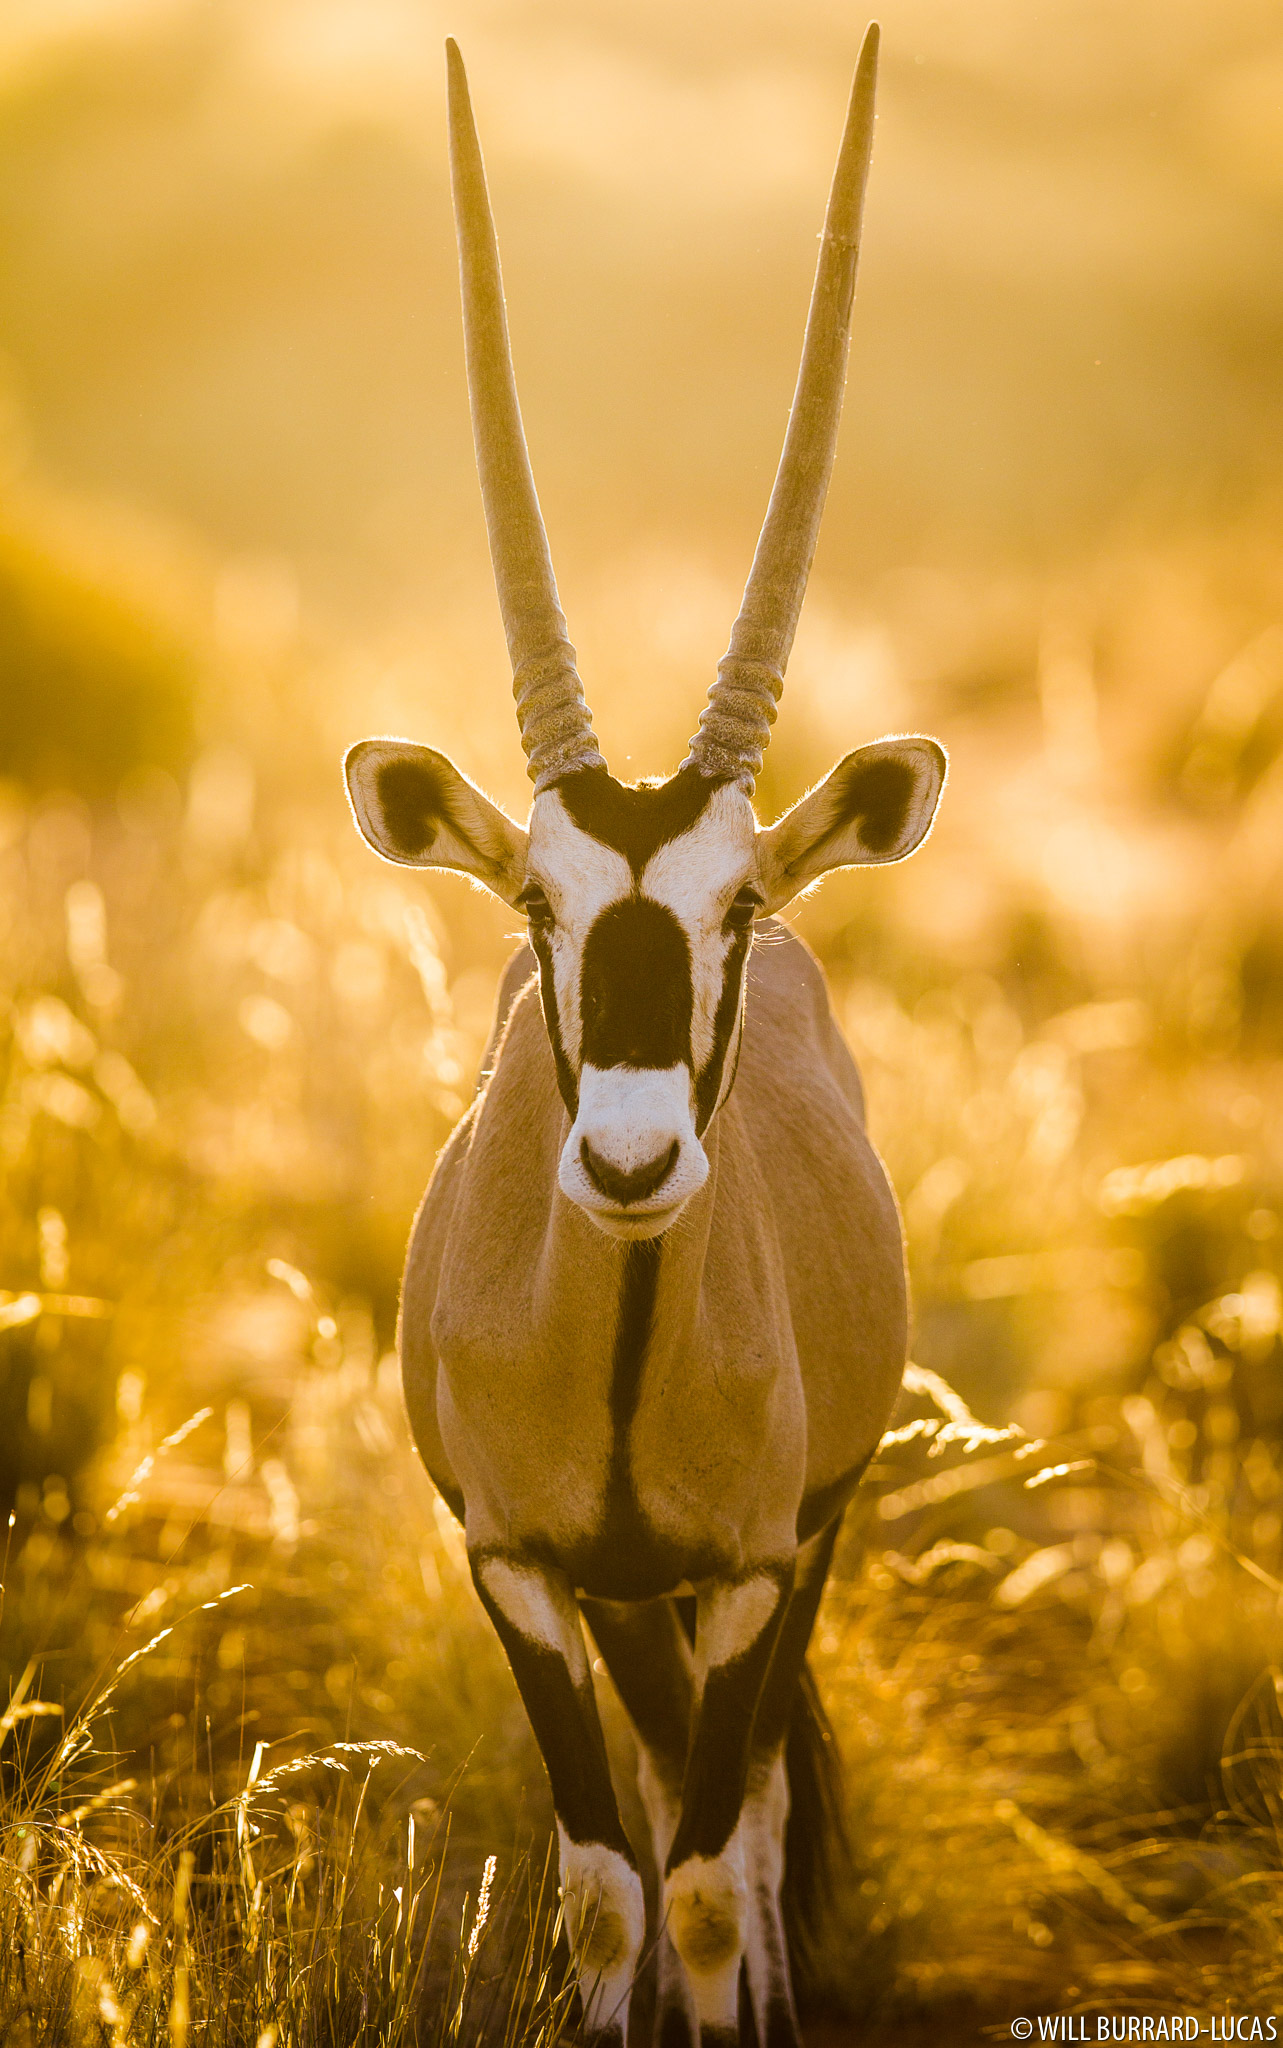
685, 23, 880, 790
446, 40, 605, 792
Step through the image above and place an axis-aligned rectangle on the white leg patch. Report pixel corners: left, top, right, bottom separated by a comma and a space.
698, 1575, 782, 1673
476, 1559, 588, 1682
556, 1825, 645, 2036
738, 1753, 796, 2040
664, 1848, 748, 2030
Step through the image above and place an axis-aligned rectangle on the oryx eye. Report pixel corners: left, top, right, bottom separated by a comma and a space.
724, 886, 763, 933
518, 882, 554, 930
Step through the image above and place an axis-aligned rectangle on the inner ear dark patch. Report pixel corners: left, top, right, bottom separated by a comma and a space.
836, 756, 916, 854
376, 757, 453, 858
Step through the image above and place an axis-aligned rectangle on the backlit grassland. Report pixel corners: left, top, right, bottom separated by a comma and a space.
2, 0, 1283, 2033
2, 521, 1283, 2040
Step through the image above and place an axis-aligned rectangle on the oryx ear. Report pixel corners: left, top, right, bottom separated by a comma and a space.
756, 736, 946, 912
344, 739, 528, 905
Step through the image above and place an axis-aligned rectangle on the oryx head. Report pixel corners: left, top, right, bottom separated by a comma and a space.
347, 29, 946, 1242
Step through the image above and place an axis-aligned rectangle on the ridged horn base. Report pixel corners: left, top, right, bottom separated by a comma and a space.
686, 656, 782, 791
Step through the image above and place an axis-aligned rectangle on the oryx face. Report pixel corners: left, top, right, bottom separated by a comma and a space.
525, 769, 757, 1238
345, 734, 946, 1239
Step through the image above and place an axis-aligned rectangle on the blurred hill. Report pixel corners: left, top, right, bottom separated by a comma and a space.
0, 0, 1278, 653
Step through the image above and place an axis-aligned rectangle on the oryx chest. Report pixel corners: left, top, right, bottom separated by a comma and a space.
430, 1183, 806, 1594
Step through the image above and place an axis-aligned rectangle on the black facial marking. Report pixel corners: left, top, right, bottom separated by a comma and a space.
374, 756, 450, 858
694, 920, 752, 1133
529, 922, 579, 1118
580, 899, 693, 1070
834, 755, 916, 855
558, 763, 723, 876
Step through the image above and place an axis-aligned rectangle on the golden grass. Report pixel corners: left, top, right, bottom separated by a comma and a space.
2, 494, 1283, 2037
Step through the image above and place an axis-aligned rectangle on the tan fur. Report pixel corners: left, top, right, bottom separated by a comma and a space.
399, 921, 906, 1578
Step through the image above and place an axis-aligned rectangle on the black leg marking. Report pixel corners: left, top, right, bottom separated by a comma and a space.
737, 1964, 758, 2048
470, 1552, 644, 2042
659, 1573, 793, 2042
581, 1596, 693, 1792
582, 1598, 697, 2048
763, 2002, 800, 2048
471, 1552, 631, 1858
795, 1460, 869, 1546
666, 1570, 792, 1874
659, 2005, 697, 2048
752, 1521, 839, 1764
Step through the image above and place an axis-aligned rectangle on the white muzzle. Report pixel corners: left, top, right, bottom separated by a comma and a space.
559, 1064, 709, 1238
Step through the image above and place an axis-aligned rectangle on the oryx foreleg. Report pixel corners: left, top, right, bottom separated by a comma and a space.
471, 1551, 643, 2044
736, 1521, 840, 2048
662, 1567, 794, 2047
582, 1596, 700, 2048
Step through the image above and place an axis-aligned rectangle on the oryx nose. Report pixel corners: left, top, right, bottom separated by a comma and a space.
580, 1137, 680, 1206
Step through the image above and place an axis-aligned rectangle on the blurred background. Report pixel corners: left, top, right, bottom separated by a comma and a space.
2, 0, 1283, 2036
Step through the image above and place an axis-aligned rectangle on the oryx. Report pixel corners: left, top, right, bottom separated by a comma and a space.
345, 27, 945, 2048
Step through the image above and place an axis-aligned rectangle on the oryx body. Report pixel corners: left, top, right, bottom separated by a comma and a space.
346, 28, 946, 2048
405, 923, 904, 1594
